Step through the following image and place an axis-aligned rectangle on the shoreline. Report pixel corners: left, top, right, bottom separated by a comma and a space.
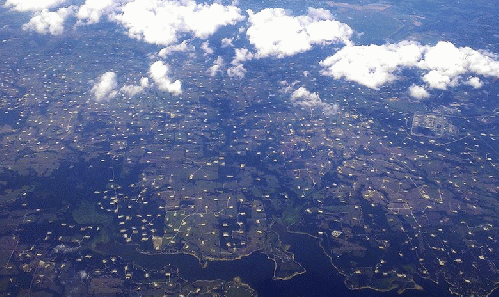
94, 238, 306, 282
93, 228, 499, 297
284, 225, 427, 295
284, 225, 499, 297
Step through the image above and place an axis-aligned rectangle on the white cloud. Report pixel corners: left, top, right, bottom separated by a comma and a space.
227, 63, 246, 79
226, 48, 253, 79
149, 61, 182, 95
158, 40, 195, 57
120, 77, 149, 96
221, 37, 234, 47
409, 85, 429, 99
22, 6, 74, 35
280, 80, 299, 93
246, 7, 353, 58
320, 40, 499, 91
77, 0, 115, 24
466, 77, 483, 88
320, 41, 424, 89
418, 41, 466, 77
290, 87, 339, 115
422, 70, 453, 90
201, 41, 214, 55
4, 0, 65, 12
291, 87, 322, 107
209, 56, 224, 77
417, 42, 499, 78
113, 0, 244, 46
306, 7, 333, 19
92, 72, 118, 102
231, 48, 253, 65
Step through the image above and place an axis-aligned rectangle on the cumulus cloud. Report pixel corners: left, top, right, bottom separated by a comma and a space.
4, 0, 65, 11
22, 6, 74, 35
409, 85, 429, 99
120, 77, 149, 96
291, 87, 322, 106
113, 0, 244, 46
320, 41, 424, 89
418, 42, 497, 76
320, 40, 499, 91
290, 87, 339, 115
466, 77, 483, 88
149, 61, 182, 95
221, 37, 234, 47
422, 70, 455, 90
158, 40, 195, 57
227, 63, 246, 79
226, 48, 253, 78
201, 41, 214, 55
231, 48, 253, 65
92, 72, 118, 102
209, 56, 224, 77
246, 7, 353, 58
77, 0, 115, 24
417, 41, 499, 89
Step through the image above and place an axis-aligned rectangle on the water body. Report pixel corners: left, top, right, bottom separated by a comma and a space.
100, 230, 494, 297
251, 231, 453, 297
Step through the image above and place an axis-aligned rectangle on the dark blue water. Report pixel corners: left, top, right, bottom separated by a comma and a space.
251, 232, 453, 297
99, 229, 490, 297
